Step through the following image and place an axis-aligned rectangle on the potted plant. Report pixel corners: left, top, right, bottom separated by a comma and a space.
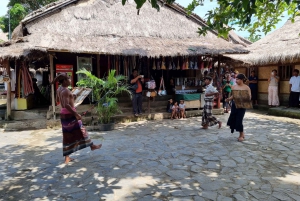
76, 69, 130, 131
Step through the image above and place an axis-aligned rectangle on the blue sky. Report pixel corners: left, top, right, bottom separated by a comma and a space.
175, 0, 288, 38
0, 0, 9, 16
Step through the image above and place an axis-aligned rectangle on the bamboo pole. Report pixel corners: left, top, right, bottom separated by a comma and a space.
4, 59, 11, 120
97, 54, 100, 78
50, 54, 56, 120
217, 55, 221, 109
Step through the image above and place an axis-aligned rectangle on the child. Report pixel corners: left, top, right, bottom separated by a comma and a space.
179, 100, 186, 119
166, 99, 174, 113
171, 101, 179, 119
202, 76, 222, 129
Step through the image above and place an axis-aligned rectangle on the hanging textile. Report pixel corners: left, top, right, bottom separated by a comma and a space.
21, 63, 34, 97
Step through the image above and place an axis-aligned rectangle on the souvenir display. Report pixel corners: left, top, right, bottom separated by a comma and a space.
168, 61, 172, 70
152, 59, 156, 70
177, 59, 180, 70
161, 58, 166, 70
146, 80, 156, 89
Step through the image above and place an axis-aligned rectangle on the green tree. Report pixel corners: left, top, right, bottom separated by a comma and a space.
0, 0, 59, 37
0, 3, 27, 36
123, 0, 299, 38
247, 35, 261, 43
8, 0, 58, 12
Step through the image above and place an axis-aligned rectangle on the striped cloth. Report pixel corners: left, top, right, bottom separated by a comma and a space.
60, 108, 93, 156
202, 98, 219, 127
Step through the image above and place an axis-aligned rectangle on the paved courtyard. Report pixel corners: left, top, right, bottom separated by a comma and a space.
0, 111, 300, 201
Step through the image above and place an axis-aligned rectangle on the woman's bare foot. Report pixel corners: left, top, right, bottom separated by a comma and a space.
65, 156, 75, 164
218, 121, 222, 129
238, 137, 244, 142
90, 144, 102, 151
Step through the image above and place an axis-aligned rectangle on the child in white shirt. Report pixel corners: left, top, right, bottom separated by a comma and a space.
179, 100, 186, 119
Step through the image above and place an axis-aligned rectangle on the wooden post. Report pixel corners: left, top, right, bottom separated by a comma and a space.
97, 54, 100, 78
50, 54, 56, 120
217, 55, 221, 109
4, 59, 11, 120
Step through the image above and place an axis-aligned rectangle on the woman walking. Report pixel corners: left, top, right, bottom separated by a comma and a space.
226, 74, 251, 142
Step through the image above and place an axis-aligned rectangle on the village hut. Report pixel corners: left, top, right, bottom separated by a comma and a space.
0, 0, 248, 118
226, 16, 300, 105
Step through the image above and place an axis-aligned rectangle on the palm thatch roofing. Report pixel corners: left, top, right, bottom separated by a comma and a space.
228, 30, 252, 47
226, 16, 300, 65
0, 0, 248, 59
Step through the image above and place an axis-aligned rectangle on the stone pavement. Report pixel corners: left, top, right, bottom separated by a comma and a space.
0, 111, 300, 201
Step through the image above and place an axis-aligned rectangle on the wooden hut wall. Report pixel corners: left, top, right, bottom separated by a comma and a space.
54, 52, 97, 85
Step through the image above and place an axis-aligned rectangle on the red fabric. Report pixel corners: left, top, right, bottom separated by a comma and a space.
136, 80, 142, 93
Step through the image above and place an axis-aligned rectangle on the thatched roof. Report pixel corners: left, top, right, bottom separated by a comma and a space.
226, 16, 300, 65
0, 0, 248, 59
228, 30, 252, 47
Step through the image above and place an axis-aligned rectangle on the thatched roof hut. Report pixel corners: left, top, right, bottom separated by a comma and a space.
226, 16, 300, 65
0, 0, 248, 59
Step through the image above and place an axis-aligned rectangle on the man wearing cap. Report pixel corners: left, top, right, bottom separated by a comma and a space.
202, 76, 222, 129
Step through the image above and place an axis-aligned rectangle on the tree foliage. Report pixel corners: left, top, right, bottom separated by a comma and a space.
124, 0, 299, 38
8, 0, 59, 12
76, 69, 131, 124
0, 3, 27, 35
0, 0, 58, 37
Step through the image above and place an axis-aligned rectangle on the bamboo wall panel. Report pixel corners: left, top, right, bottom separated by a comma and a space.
280, 81, 290, 94
258, 81, 269, 93
295, 64, 300, 71
258, 66, 277, 79
235, 67, 247, 75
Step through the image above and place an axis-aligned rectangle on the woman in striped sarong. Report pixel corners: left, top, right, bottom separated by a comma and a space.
202, 76, 222, 129
52, 74, 102, 164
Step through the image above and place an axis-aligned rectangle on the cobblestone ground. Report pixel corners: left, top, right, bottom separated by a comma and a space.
0, 111, 300, 201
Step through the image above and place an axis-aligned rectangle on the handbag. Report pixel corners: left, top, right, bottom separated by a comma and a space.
129, 83, 138, 92
158, 77, 166, 96
150, 91, 157, 97
146, 80, 156, 89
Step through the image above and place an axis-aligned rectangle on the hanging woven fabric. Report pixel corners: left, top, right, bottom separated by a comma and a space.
177, 57, 180, 70
161, 57, 166, 70
152, 58, 156, 70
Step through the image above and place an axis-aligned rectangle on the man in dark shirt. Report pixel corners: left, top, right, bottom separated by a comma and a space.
248, 70, 258, 105
129, 69, 144, 117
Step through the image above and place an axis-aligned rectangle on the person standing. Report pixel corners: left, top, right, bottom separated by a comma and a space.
248, 70, 258, 105
52, 74, 102, 164
268, 69, 280, 107
226, 74, 251, 142
286, 69, 300, 108
129, 69, 144, 117
222, 74, 233, 113
202, 76, 222, 129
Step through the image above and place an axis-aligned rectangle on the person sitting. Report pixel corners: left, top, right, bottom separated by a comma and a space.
171, 101, 179, 119
166, 99, 173, 113
179, 100, 186, 119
